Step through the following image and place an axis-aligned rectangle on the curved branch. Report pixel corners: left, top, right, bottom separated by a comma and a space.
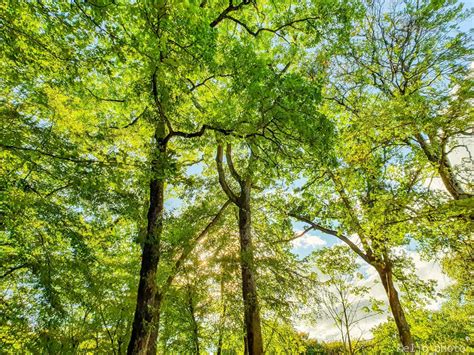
210, 0, 251, 28
1, 263, 28, 279
223, 15, 322, 37
225, 144, 243, 184
163, 199, 232, 292
216, 145, 239, 204
187, 74, 233, 92
289, 213, 372, 265
0, 144, 115, 165
85, 87, 126, 103
109, 108, 148, 129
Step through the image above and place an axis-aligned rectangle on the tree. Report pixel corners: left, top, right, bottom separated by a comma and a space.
372, 297, 474, 353
216, 143, 264, 354
308, 245, 382, 354
290, 0, 473, 350
290, 133, 441, 351
328, 0, 473, 201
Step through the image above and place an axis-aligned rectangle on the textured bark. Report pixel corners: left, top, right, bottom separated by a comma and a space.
438, 155, 470, 200
415, 134, 471, 201
215, 145, 263, 354
128, 128, 166, 354
145, 294, 161, 355
377, 266, 414, 352
238, 181, 263, 355
216, 272, 227, 355
188, 290, 200, 355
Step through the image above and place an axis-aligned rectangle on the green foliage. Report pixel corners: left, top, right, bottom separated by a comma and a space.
0, 0, 472, 353
372, 298, 474, 353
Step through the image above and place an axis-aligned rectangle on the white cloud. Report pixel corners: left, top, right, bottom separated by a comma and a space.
406, 250, 453, 310
294, 247, 453, 342
422, 128, 473, 194
291, 231, 327, 248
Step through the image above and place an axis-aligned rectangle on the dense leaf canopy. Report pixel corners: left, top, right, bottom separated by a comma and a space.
1, 0, 472, 354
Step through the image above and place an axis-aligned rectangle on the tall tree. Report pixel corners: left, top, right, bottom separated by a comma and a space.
216, 143, 264, 354
290, 138, 439, 351
328, 0, 473, 200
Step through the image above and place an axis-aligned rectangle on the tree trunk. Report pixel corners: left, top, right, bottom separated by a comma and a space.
188, 290, 200, 355
238, 181, 263, 355
128, 129, 166, 355
145, 293, 162, 355
438, 155, 470, 200
217, 273, 226, 355
377, 266, 414, 353
145, 199, 231, 354
342, 301, 354, 355
415, 134, 470, 200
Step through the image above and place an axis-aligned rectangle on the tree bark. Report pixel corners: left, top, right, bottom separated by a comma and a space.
128, 127, 166, 354
238, 181, 263, 355
414, 134, 471, 200
377, 266, 415, 353
145, 293, 161, 355
215, 145, 263, 354
217, 271, 227, 355
342, 300, 354, 355
188, 290, 200, 355
438, 155, 470, 200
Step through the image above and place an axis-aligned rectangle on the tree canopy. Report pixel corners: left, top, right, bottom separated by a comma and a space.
1, 0, 472, 354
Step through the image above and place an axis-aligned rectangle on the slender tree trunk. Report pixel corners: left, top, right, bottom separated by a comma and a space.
188, 290, 200, 355
377, 266, 414, 353
342, 301, 354, 355
128, 125, 166, 354
146, 199, 231, 354
216, 333, 224, 355
238, 181, 263, 355
217, 273, 226, 355
415, 134, 470, 200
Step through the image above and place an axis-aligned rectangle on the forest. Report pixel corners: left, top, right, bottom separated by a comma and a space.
1, 0, 473, 354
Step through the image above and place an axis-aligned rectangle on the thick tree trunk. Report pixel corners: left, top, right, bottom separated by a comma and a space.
128, 132, 166, 354
145, 293, 162, 355
377, 266, 414, 353
438, 156, 470, 200
238, 181, 263, 355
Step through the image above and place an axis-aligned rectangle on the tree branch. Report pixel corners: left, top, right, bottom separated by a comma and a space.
0, 144, 115, 165
224, 15, 321, 37
216, 145, 239, 204
187, 74, 233, 92
210, 0, 251, 28
162, 199, 232, 292
225, 144, 243, 184
109, 108, 148, 129
1, 263, 28, 279
85, 87, 126, 103
289, 213, 372, 264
